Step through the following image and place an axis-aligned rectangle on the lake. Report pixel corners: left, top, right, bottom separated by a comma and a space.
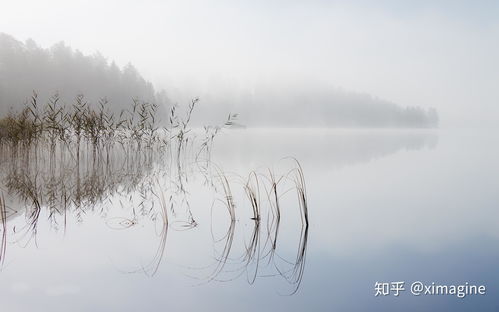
0, 128, 498, 311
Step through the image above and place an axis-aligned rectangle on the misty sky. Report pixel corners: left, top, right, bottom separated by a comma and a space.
1, 0, 498, 127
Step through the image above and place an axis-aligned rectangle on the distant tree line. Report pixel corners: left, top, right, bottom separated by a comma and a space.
0, 32, 438, 128
228, 85, 439, 128
0, 33, 168, 119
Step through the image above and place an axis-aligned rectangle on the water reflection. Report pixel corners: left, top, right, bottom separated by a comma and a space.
212, 129, 438, 170
0, 134, 309, 294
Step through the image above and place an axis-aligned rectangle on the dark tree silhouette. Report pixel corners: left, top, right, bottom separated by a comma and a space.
0, 33, 169, 119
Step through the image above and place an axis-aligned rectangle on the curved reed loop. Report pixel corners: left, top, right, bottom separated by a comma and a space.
0, 94, 310, 293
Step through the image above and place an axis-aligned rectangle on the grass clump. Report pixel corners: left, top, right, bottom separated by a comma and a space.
0, 92, 161, 156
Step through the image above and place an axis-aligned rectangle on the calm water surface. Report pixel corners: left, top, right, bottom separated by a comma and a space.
1, 129, 498, 311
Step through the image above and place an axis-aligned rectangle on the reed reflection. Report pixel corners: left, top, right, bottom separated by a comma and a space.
0, 97, 309, 293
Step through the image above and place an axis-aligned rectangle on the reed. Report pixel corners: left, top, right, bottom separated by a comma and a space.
0, 93, 166, 163
0, 92, 311, 293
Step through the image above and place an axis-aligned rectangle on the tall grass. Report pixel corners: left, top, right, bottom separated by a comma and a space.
0, 93, 310, 293
0, 93, 162, 157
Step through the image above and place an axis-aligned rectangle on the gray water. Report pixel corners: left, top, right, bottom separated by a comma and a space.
0, 129, 498, 311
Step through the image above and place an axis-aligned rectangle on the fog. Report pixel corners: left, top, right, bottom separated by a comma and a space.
1, 0, 498, 127
0, 34, 169, 117
1, 3, 499, 310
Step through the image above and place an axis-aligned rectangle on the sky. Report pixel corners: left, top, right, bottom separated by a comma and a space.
0, 0, 498, 127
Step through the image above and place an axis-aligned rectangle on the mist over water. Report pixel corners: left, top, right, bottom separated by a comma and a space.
0, 128, 497, 311
1, 1, 498, 311
0, 32, 439, 129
